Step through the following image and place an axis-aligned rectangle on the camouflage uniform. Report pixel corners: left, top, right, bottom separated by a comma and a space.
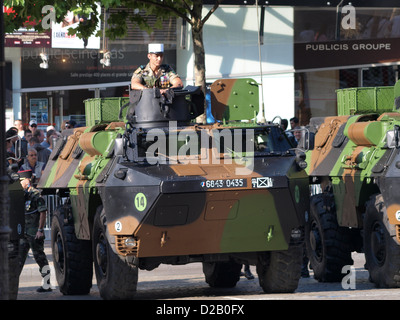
18, 186, 50, 283
131, 63, 179, 89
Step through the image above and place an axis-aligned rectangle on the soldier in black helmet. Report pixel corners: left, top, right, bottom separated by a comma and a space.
18, 169, 52, 292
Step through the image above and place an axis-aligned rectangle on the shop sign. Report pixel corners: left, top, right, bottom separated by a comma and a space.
51, 5, 101, 49
295, 38, 400, 70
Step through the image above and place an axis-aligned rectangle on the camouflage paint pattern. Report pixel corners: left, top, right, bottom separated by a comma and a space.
210, 78, 259, 122
38, 79, 308, 260
307, 81, 400, 240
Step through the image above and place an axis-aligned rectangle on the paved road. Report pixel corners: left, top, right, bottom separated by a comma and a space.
15, 241, 400, 301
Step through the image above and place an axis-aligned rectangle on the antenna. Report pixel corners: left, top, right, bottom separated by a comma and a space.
335, 0, 344, 40
100, 9, 110, 67
256, 0, 266, 124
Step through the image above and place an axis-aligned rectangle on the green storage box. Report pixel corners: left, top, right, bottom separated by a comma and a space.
85, 97, 130, 126
336, 86, 394, 116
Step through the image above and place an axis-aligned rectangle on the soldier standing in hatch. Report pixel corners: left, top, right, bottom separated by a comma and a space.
18, 169, 52, 292
130, 43, 183, 95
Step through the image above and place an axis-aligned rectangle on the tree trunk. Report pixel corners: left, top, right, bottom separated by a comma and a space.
190, 1, 207, 119
192, 28, 205, 92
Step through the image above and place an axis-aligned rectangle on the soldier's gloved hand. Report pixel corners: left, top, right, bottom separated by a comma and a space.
162, 88, 174, 104
35, 230, 45, 240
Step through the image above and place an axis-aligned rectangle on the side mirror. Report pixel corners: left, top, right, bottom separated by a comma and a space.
291, 127, 314, 151
114, 138, 124, 156
386, 125, 400, 148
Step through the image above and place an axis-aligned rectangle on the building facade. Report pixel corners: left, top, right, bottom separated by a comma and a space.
5, 3, 400, 130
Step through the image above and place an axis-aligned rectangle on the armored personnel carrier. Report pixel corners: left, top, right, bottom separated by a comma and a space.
306, 80, 400, 287
38, 78, 309, 299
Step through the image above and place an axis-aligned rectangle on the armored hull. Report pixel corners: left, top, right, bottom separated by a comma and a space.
39, 79, 309, 298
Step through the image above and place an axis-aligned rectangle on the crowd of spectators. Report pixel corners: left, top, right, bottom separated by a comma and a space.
5, 119, 75, 185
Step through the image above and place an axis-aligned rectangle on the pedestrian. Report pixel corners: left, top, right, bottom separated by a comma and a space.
28, 135, 51, 165
6, 128, 19, 166
131, 43, 183, 95
61, 120, 70, 132
241, 264, 254, 280
290, 117, 299, 130
33, 129, 45, 144
41, 132, 50, 149
17, 169, 52, 292
280, 118, 289, 131
41, 127, 59, 149
14, 119, 25, 138
293, 126, 303, 147
21, 148, 46, 185
29, 120, 38, 135
15, 128, 32, 164
281, 118, 295, 142
45, 129, 59, 152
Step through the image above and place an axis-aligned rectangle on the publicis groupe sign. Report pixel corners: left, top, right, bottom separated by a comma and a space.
294, 4, 400, 70
295, 38, 400, 70
305, 42, 392, 52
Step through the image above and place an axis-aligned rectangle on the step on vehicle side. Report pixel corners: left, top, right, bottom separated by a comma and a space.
38, 78, 309, 299
306, 80, 400, 287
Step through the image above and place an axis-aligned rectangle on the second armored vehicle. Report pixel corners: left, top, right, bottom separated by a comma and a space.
306, 80, 400, 287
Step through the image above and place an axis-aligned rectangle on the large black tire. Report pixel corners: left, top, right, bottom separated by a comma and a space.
202, 261, 242, 288
256, 245, 302, 293
92, 206, 138, 300
305, 193, 353, 282
364, 194, 400, 288
51, 205, 93, 295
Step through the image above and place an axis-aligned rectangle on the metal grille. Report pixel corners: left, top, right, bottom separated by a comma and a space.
339, 66, 398, 88
361, 66, 397, 87
116, 236, 139, 256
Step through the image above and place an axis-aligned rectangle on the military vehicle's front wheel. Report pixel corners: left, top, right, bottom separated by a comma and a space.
92, 206, 138, 299
51, 205, 93, 295
364, 194, 400, 288
202, 261, 241, 287
305, 193, 353, 282
256, 245, 302, 293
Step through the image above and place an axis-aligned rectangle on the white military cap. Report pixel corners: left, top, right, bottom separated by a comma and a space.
148, 43, 164, 53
